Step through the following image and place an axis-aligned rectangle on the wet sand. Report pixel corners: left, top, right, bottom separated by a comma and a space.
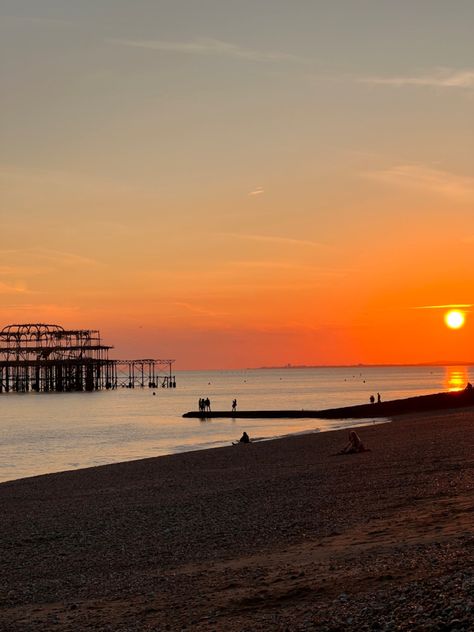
1, 407, 474, 631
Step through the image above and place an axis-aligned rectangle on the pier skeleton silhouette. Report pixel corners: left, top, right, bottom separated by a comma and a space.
0, 323, 176, 393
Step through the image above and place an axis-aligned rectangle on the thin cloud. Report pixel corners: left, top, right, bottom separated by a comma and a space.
109, 37, 306, 63
0, 15, 73, 27
413, 304, 473, 310
0, 281, 29, 294
0, 248, 98, 267
0, 249, 99, 296
0, 265, 52, 276
366, 165, 474, 200
1, 303, 80, 316
35, 249, 98, 267
171, 302, 230, 318
228, 261, 347, 276
224, 233, 331, 249
0, 164, 147, 198
248, 187, 264, 196
360, 68, 474, 89
230, 261, 311, 270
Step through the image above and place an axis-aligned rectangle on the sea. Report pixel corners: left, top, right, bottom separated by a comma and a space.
0, 365, 471, 483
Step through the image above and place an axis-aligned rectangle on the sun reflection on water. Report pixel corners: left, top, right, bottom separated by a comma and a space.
445, 366, 468, 392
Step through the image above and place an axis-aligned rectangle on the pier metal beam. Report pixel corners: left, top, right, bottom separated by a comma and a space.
114, 359, 176, 389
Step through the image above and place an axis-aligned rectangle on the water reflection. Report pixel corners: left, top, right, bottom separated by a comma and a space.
445, 366, 468, 391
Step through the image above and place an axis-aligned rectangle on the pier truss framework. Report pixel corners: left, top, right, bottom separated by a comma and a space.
0, 324, 175, 393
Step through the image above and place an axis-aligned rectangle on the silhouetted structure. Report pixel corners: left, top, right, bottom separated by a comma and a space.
0, 323, 175, 393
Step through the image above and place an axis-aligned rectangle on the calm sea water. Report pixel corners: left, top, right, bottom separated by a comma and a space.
0, 365, 471, 483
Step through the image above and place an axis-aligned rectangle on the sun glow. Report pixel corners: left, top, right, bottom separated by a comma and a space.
445, 310, 465, 329
445, 366, 468, 391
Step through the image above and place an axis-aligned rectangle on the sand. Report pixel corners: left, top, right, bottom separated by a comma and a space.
1, 408, 474, 631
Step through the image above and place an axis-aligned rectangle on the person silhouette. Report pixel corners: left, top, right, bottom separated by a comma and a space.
338, 430, 369, 454
232, 398, 237, 412
239, 431, 250, 443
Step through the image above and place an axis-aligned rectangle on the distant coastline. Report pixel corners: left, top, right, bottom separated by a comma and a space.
253, 361, 474, 370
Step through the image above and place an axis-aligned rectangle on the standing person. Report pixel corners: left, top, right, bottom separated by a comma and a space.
198, 398, 203, 412
205, 397, 211, 412
232, 398, 237, 412
377, 392, 381, 403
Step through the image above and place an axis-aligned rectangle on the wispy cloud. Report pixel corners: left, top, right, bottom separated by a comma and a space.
0, 15, 73, 27
0, 164, 147, 198
0, 248, 99, 271
34, 249, 98, 267
248, 187, 264, 196
228, 261, 347, 276
110, 37, 306, 63
0, 265, 52, 276
413, 304, 473, 310
1, 303, 80, 316
360, 68, 474, 89
230, 261, 310, 270
0, 281, 29, 294
366, 165, 474, 200
223, 233, 331, 249
171, 301, 230, 318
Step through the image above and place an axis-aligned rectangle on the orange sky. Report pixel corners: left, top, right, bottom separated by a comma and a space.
1, 2, 474, 368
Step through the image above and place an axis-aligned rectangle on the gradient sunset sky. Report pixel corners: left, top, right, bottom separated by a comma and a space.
2, 1, 474, 368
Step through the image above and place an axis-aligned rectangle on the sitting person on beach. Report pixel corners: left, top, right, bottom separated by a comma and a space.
338, 430, 369, 454
239, 431, 250, 443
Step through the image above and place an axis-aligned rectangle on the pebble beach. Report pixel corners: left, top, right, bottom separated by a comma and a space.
1, 407, 474, 631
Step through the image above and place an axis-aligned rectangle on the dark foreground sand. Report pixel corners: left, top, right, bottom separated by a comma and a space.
1, 409, 474, 631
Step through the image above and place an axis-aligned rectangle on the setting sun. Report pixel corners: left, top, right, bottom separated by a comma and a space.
445, 310, 465, 330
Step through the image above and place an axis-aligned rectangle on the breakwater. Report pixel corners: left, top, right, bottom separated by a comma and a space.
183, 389, 474, 419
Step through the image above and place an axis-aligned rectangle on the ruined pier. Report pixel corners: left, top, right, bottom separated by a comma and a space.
0, 323, 175, 393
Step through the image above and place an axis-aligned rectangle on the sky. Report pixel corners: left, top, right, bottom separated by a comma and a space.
1, 0, 474, 368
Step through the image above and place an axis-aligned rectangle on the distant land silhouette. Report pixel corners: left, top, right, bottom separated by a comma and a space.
253, 361, 474, 370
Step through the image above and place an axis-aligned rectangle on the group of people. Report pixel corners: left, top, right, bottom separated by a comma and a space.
198, 397, 211, 412
198, 398, 238, 413
370, 392, 382, 404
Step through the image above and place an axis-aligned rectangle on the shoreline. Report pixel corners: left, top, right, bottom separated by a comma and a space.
0, 415, 388, 486
0, 389, 469, 487
2, 405, 474, 630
